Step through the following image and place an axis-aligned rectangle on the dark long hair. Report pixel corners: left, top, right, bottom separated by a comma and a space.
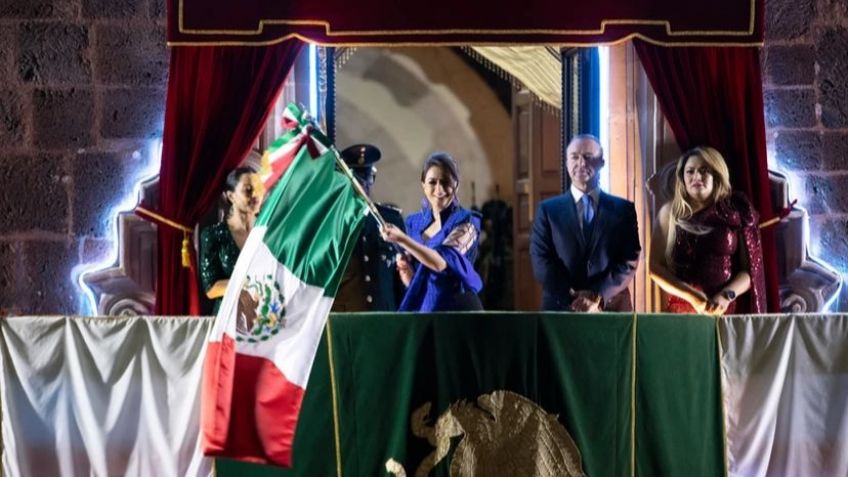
222, 166, 258, 218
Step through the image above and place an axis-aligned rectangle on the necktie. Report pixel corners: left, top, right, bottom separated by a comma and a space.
582, 194, 594, 227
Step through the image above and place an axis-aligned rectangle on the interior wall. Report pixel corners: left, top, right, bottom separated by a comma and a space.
335, 47, 514, 217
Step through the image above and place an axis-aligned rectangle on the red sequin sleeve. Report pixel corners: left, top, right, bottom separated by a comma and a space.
732, 192, 767, 313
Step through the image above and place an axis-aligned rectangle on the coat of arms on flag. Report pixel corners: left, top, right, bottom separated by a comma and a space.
235, 274, 286, 342
200, 103, 369, 467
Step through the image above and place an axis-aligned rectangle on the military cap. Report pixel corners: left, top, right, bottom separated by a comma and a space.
340, 144, 381, 168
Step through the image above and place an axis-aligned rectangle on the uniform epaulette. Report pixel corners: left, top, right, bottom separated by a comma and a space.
378, 202, 403, 214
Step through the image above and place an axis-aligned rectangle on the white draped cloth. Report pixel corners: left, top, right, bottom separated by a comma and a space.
1, 314, 847, 476
720, 314, 848, 477
0, 316, 212, 477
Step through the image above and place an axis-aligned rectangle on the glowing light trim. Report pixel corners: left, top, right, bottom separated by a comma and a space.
598, 46, 610, 192
70, 141, 163, 316
72, 45, 321, 316
772, 165, 843, 312
800, 200, 842, 312
309, 43, 319, 120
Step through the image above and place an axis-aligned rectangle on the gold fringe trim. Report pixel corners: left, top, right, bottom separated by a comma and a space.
460, 46, 562, 114
334, 47, 358, 70
168, 34, 764, 48
715, 317, 731, 477
177, 0, 757, 37
326, 319, 344, 477
630, 311, 638, 477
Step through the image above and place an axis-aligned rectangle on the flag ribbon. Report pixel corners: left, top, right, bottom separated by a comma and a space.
262, 103, 388, 229
260, 104, 333, 189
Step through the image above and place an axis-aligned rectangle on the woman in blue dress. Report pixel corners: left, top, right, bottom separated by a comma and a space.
381, 152, 484, 311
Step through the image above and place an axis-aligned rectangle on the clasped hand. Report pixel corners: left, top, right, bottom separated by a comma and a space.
692, 291, 731, 316
569, 289, 602, 312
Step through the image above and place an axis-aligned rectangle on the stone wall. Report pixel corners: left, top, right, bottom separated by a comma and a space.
763, 0, 848, 309
0, 0, 846, 314
0, 0, 168, 314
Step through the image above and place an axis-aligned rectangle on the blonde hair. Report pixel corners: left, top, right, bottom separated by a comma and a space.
665, 146, 733, 267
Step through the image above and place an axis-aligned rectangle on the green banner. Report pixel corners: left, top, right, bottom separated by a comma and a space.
216, 313, 723, 477
635, 314, 725, 476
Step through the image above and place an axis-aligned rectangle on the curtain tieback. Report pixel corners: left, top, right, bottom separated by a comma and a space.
135, 207, 194, 268
758, 199, 797, 229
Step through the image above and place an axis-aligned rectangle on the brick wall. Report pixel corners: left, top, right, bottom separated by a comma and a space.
0, 0, 168, 314
763, 0, 848, 309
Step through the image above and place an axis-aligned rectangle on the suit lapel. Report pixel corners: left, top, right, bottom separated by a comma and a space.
561, 191, 586, 249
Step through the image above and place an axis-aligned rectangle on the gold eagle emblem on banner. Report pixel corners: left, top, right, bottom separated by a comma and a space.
386, 390, 586, 477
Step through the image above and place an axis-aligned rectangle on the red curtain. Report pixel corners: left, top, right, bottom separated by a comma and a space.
150, 40, 303, 315
634, 41, 779, 312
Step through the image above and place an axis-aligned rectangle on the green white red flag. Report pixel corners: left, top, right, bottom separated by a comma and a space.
201, 104, 367, 466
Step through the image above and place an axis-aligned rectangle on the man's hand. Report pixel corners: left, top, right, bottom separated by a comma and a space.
569, 289, 602, 312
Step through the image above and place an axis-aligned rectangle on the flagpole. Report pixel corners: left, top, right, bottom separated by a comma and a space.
329, 146, 389, 229
287, 105, 390, 230
330, 144, 406, 257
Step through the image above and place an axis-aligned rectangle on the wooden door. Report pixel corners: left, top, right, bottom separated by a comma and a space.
512, 89, 563, 311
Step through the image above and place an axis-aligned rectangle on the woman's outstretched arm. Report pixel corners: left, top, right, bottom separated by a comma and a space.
381, 223, 448, 272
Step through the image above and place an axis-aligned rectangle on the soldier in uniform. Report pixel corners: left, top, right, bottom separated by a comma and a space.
333, 144, 407, 312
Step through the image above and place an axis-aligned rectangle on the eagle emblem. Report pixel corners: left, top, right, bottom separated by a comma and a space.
386, 390, 586, 477
235, 274, 286, 343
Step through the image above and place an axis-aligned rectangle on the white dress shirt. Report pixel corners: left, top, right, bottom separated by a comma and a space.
570, 185, 600, 231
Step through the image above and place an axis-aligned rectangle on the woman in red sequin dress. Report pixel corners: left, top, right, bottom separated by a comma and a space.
649, 146, 766, 315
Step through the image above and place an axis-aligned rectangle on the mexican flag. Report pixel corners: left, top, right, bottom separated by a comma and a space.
200, 111, 367, 467
259, 103, 324, 190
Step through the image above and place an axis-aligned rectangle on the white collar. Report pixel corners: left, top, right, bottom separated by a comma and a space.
571, 185, 600, 204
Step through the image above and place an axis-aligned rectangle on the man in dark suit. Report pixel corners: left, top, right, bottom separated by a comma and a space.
531, 134, 641, 312
333, 144, 407, 312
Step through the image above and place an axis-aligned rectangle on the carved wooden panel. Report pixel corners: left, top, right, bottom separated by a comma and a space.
512, 88, 561, 311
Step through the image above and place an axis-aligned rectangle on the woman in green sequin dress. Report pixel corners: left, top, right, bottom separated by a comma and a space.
199, 166, 266, 313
